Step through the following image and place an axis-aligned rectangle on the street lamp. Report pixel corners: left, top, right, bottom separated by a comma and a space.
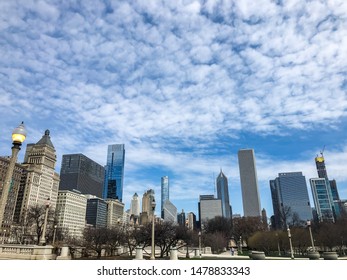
39, 198, 50, 246
198, 231, 202, 258
287, 227, 294, 259
239, 236, 243, 254
150, 198, 156, 260
276, 233, 281, 256
306, 220, 315, 252
0, 122, 27, 230
52, 225, 57, 245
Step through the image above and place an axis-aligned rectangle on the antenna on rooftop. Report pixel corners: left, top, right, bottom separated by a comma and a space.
320, 145, 326, 157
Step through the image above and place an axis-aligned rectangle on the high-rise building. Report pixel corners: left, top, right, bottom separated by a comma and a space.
187, 212, 197, 230
198, 195, 222, 223
85, 196, 107, 228
103, 144, 125, 201
130, 192, 140, 217
216, 170, 231, 218
59, 154, 104, 198
270, 172, 313, 229
17, 130, 60, 223
314, 154, 341, 220
261, 208, 268, 228
55, 190, 87, 238
310, 178, 335, 223
177, 209, 186, 226
163, 199, 177, 223
0, 157, 25, 229
315, 154, 328, 179
141, 189, 155, 225
238, 149, 261, 217
106, 199, 124, 228
161, 176, 169, 219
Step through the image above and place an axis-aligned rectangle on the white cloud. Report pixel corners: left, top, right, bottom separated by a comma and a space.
0, 0, 347, 215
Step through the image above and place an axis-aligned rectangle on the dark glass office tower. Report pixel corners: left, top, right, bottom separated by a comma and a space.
59, 154, 104, 197
270, 172, 312, 229
86, 197, 107, 228
103, 144, 125, 201
216, 170, 232, 218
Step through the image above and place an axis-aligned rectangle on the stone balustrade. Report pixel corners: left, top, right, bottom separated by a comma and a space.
0, 244, 55, 260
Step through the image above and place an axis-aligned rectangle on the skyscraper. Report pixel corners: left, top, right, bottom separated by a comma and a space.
103, 144, 125, 201
270, 172, 313, 229
314, 153, 341, 219
162, 200, 177, 223
106, 199, 125, 228
0, 157, 25, 229
177, 209, 186, 226
17, 130, 60, 223
315, 154, 328, 179
59, 154, 104, 197
198, 195, 222, 223
216, 170, 232, 218
85, 196, 107, 228
55, 190, 87, 238
310, 178, 335, 223
130, 193, 140, 217
161, 176, 169, 219
238, 149, 261, 217
140, 189, 155, 225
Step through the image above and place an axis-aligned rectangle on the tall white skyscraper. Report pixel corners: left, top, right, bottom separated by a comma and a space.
238, 149, 261, 217
130, 192, 140, 217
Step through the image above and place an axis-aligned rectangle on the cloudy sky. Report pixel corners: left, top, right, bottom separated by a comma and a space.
1, 0, 346, 219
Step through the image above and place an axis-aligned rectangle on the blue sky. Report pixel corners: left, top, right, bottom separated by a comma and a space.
0, 0, 347, 220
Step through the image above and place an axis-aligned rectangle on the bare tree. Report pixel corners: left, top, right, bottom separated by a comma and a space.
82, 227, 109, 259
25, 204, 55, 244
122, 225, 148, 257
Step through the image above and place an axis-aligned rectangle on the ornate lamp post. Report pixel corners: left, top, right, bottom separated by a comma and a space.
239, 236, 243, 254
150, 198, 156, 260
39, 198, 50, 246
0, 122, 27, 230
276, 232, 281, 256
287, 227, 294, 259
306, 220, 315, 251
52, 225, 57, 245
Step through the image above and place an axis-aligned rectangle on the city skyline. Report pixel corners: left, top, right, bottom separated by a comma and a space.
0, 1, 347, 218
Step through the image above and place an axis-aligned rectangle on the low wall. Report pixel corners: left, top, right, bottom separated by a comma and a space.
0, 244, 55, 260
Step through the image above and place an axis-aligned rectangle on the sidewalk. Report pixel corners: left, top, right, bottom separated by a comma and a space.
178, 250, 347, 260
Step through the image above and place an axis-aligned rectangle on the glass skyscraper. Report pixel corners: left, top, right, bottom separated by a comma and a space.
216, 170, 232, 218
310, 178, 335, 223
103, 144, 125, 201
161, 176, 169, 219
314, 154, 341, 220
270, 172, 312, 229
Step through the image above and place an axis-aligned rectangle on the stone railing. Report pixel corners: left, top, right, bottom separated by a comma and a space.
0, 244, 56, 260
